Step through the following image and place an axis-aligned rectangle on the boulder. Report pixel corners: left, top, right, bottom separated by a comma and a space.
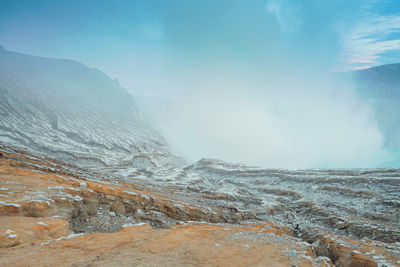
110, 202, 126, 215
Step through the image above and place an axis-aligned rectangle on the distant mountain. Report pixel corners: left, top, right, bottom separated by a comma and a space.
0, 45, 183, 176
353, 63, 400, 98
351, 63, 400, 149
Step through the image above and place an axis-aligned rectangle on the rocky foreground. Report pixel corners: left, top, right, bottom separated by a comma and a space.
0, 147, 399, 266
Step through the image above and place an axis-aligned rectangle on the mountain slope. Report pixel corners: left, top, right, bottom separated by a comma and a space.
353, 63, 400, 98
352, 63, 400, 149
0, 45, 182, 174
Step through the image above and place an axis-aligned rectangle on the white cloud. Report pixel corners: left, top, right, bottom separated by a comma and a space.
339, 15, 400, 70
265, 0, 302, 35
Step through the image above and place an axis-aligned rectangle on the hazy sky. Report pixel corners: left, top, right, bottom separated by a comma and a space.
1, 0, 399, 168
1, 0, 400, 95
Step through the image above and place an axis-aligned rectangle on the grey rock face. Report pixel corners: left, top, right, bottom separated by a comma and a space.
352, 64, 400, 149
0, 47, 184, 175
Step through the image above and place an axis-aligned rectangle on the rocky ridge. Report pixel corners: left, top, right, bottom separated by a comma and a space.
0, 46, 184, 174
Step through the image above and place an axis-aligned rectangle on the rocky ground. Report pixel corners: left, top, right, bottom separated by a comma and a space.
0, 147, 399, 266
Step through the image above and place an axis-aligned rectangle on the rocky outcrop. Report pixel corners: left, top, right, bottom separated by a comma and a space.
0, 216, 70, 248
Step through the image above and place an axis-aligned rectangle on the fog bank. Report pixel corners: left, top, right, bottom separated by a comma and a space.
144, 68, 387, 168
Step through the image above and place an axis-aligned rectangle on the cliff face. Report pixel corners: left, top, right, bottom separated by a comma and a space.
0, 46, 183, 174
352, 64, 400, 149
353, 63, 400, 99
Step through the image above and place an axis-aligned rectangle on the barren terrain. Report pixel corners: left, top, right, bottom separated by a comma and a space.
0, 147, 399, 266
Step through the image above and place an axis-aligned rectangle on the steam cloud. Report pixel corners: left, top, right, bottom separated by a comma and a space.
151, 71, 386, 168
133, 0, 390, 168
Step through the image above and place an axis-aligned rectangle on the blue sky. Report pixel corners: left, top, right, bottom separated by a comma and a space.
0, 0, 399, 94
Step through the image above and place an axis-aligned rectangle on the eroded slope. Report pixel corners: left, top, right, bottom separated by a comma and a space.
0, 148, 399, 266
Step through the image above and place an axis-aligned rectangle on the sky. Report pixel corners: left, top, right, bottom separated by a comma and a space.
0, 0, 399, 168
1, 0, 400, 95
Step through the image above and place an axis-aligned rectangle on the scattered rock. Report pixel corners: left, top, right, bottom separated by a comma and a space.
0, 230, 19, 248
110, 202, 126, 215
